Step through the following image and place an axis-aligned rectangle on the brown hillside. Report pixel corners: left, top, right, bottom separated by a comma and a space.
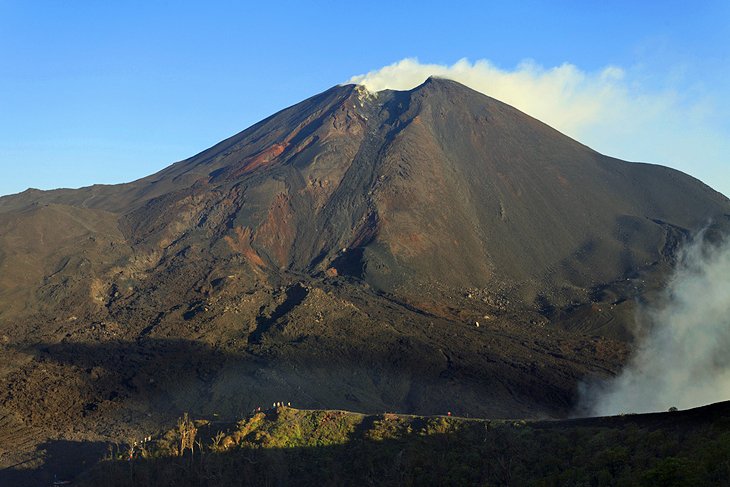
1, 78, 729, 477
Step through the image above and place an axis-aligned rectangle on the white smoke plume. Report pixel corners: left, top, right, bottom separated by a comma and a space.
348, 58, 730, 199
581, 233, 730, 416
349, 58, 628, 137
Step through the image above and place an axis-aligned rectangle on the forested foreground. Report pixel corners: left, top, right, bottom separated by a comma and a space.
78, 403, 730, 486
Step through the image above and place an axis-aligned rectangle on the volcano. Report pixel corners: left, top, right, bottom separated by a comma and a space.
1, 78, 729, 474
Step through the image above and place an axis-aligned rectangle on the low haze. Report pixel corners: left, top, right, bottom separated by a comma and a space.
580, 233, 730, 415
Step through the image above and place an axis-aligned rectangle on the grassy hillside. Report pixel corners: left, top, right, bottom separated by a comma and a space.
77, 403, 730, 486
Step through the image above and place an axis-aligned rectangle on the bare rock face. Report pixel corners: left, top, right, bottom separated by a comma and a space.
1, 78, 729, 474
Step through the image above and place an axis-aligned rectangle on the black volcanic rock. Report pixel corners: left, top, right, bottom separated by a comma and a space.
1, 79, 729, 474
3, 79, 727, 311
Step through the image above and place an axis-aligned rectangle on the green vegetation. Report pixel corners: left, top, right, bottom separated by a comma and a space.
79, 407, 730, 486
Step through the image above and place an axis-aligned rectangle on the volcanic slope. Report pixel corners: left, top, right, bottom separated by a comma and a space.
1, 78, 729, 474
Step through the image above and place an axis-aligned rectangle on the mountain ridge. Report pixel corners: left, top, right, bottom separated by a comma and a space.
1, 77, 729, 480
2, 77, 729, 342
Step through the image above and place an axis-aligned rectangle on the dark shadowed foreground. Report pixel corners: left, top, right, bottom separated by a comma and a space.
6, 402, 722, 487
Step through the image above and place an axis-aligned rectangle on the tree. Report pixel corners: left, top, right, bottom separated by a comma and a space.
177, 412, 198, 458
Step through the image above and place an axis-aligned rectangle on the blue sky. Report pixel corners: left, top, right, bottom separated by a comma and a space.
1, 1, 728, 196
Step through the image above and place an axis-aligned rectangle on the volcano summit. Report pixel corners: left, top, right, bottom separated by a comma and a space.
1, 78, 729, 477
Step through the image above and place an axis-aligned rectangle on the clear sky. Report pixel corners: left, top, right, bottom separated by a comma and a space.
1, 1, 728, 197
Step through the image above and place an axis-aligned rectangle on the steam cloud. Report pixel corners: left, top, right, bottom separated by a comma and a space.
348, 58, 730, 198
581, 234, 730, 416
349, 58, 627, 136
